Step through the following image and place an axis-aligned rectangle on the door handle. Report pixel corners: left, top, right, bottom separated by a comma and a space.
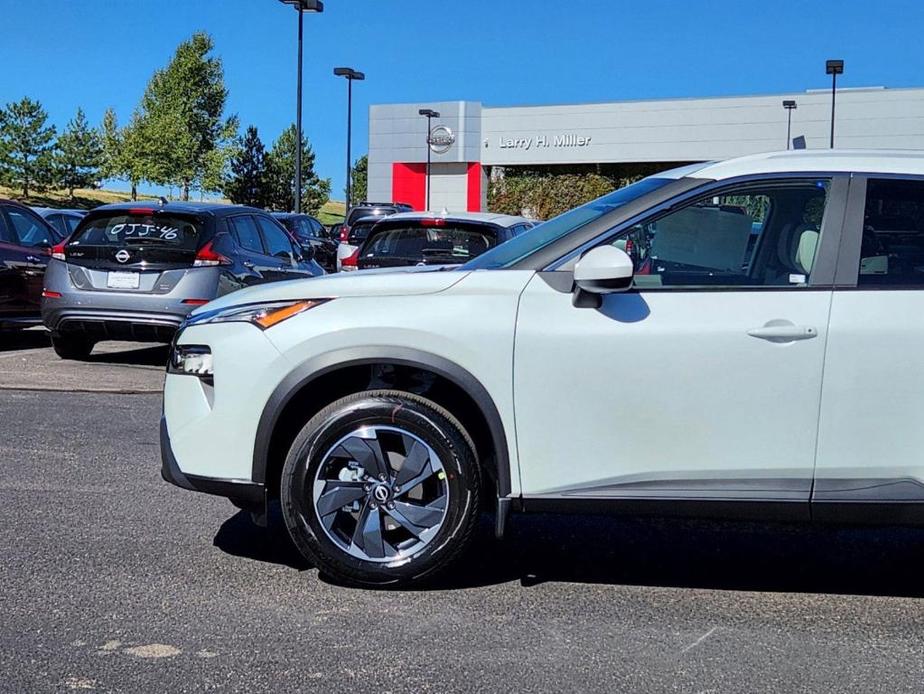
25, 255, 44, 264
243, 261, 255, 269
747, 324, 818, 342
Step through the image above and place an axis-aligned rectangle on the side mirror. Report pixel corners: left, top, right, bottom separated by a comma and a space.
572, 246, 634, 308
300, 242, 316, 260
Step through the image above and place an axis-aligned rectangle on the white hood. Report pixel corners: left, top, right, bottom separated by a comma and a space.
193, 266, 469, 314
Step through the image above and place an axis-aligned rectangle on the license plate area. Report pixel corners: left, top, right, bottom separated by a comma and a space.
107, 271, 140, 289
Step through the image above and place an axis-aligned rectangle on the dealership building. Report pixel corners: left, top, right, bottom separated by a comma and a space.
366, 86, 924, 212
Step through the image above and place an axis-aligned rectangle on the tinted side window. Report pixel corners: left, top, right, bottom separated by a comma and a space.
228, 215, 264, 253
613, 180, 829, 288
0, 208, 14, 244
46, 214, 66, 237
64, 216, 82, 235
6, 207, 58, 247
858, 178, 924, 286
256, 216, 295, 260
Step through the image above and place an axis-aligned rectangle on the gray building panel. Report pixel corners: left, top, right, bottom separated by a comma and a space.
367, 87, 924, 210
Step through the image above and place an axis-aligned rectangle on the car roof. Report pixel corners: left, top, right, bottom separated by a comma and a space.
32, 207, 86, 217
92, 201, 263, 217
690, 149, 924, 181
271, 212, 318, 220
374, 210, 533, 228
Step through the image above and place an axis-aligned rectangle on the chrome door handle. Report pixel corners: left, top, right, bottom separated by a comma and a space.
243, 261, 255, 269
25, 255, 43, 263
747, 324, 818, 342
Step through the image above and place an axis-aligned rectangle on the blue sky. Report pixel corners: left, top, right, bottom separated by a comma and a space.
1, 0, 923, 199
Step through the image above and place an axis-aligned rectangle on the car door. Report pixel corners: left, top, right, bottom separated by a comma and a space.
227, 214, 274, 286
513, 175, 847, 509
813, 175, 924, 517
0, 204, 57, 317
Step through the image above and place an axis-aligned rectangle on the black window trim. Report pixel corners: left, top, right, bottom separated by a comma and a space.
546, 172, 851, 291
0, 204, 62, 247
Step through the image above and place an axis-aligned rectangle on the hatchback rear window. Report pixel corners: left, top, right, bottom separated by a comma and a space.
363, 224, 498, 262
348, 221, 379, 245
71, 213, 203, 250
347, 208, 393, 226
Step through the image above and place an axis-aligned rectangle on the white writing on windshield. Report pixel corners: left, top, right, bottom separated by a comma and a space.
109, 223, 180, 240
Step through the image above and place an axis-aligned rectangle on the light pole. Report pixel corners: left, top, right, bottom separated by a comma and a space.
782, 99, 797, 149
825, 59, 844, 149
334, 67, 365, 211
418, 108, 439, 210
279, 0, 324, 212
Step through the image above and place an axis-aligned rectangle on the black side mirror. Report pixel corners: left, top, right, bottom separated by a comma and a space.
300, 242, 316, 260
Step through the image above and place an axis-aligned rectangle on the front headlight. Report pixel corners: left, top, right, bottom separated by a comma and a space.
186, 299, 330, 330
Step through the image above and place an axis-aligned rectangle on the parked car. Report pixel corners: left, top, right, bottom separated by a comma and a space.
1, 200, 63, 330
272, 212, 338, 273
352, 211, 534, 270
32, 207, 87, 239
42, 201, 323, 359
164, 150, 924, 588
337, 215, 385, 271
337, 201, 412, 270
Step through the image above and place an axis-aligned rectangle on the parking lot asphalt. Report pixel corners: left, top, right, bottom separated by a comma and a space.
3, 340, 924, 692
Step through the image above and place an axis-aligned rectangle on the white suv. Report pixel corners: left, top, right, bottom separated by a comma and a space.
163, 150, 924, 586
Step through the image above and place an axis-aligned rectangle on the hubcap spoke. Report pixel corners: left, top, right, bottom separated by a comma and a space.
335, 436, 390, 480
388, 499, 446, 532
351, 501, 386, 559
395, 440, 429, 487
315, 481, 366, 517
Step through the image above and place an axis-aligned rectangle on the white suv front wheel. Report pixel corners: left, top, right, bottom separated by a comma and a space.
280, 390, 481, 587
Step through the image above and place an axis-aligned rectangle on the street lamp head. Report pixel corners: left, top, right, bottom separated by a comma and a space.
782, 99, 797, 109
825, 59, 844, 75
334, 67, 365, 80
418, 108, 440, 118
279, 0, 324, 12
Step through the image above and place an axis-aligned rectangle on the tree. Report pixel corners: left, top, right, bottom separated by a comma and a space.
265, 124, 330, 214
350, 154, 368, 203
224, 125, 270, 207
55, 107, 103, 199
133, 32, 234, 200
0, 97, 56, 196
100, 107, 146, 201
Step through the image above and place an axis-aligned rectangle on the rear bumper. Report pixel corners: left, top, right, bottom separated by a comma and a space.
160, 416, 265, 506
44, 307, 186, 342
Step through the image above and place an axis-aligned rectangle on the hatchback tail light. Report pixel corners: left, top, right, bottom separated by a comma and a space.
339, 225, 350, 243
193, 240, 231, 267
341, 247, 360, 270
51, 242, 67, 261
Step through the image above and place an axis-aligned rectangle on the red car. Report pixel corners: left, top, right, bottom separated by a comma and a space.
0, 199, 63, 330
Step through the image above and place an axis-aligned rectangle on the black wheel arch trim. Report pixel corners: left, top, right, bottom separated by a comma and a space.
252, 346, 513, 497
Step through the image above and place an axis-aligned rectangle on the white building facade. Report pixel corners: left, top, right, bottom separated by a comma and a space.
367, 86, 924, 212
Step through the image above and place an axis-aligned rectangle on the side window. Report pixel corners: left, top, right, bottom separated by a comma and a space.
6, 207, 58, 247
309, 218, 325, 236
858, 178, 924, 286
256, 216, 295, 261
613, 180, 829, 288
298, 218, 315, 238
228, 215, 264, 254
0, 208, 14, 244
64, 216, 82, 236
46, 214, 65, 237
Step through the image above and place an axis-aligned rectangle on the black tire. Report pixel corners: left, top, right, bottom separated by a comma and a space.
51, 334, 94, 360
280, 390, 481, 587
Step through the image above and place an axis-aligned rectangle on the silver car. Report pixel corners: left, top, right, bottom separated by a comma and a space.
42, 201, 323, 359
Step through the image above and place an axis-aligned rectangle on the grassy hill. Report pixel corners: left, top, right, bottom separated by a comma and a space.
1, 184, 348, 225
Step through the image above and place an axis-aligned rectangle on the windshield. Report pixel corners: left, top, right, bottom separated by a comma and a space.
461, 176, 676, 270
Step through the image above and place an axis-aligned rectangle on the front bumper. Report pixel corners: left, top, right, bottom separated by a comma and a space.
160, 416, 265, 507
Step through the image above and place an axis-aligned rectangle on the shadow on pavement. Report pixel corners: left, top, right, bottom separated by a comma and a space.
214, 506, 924, 597
86, 344, 170, 367
0, 329, 50, 352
